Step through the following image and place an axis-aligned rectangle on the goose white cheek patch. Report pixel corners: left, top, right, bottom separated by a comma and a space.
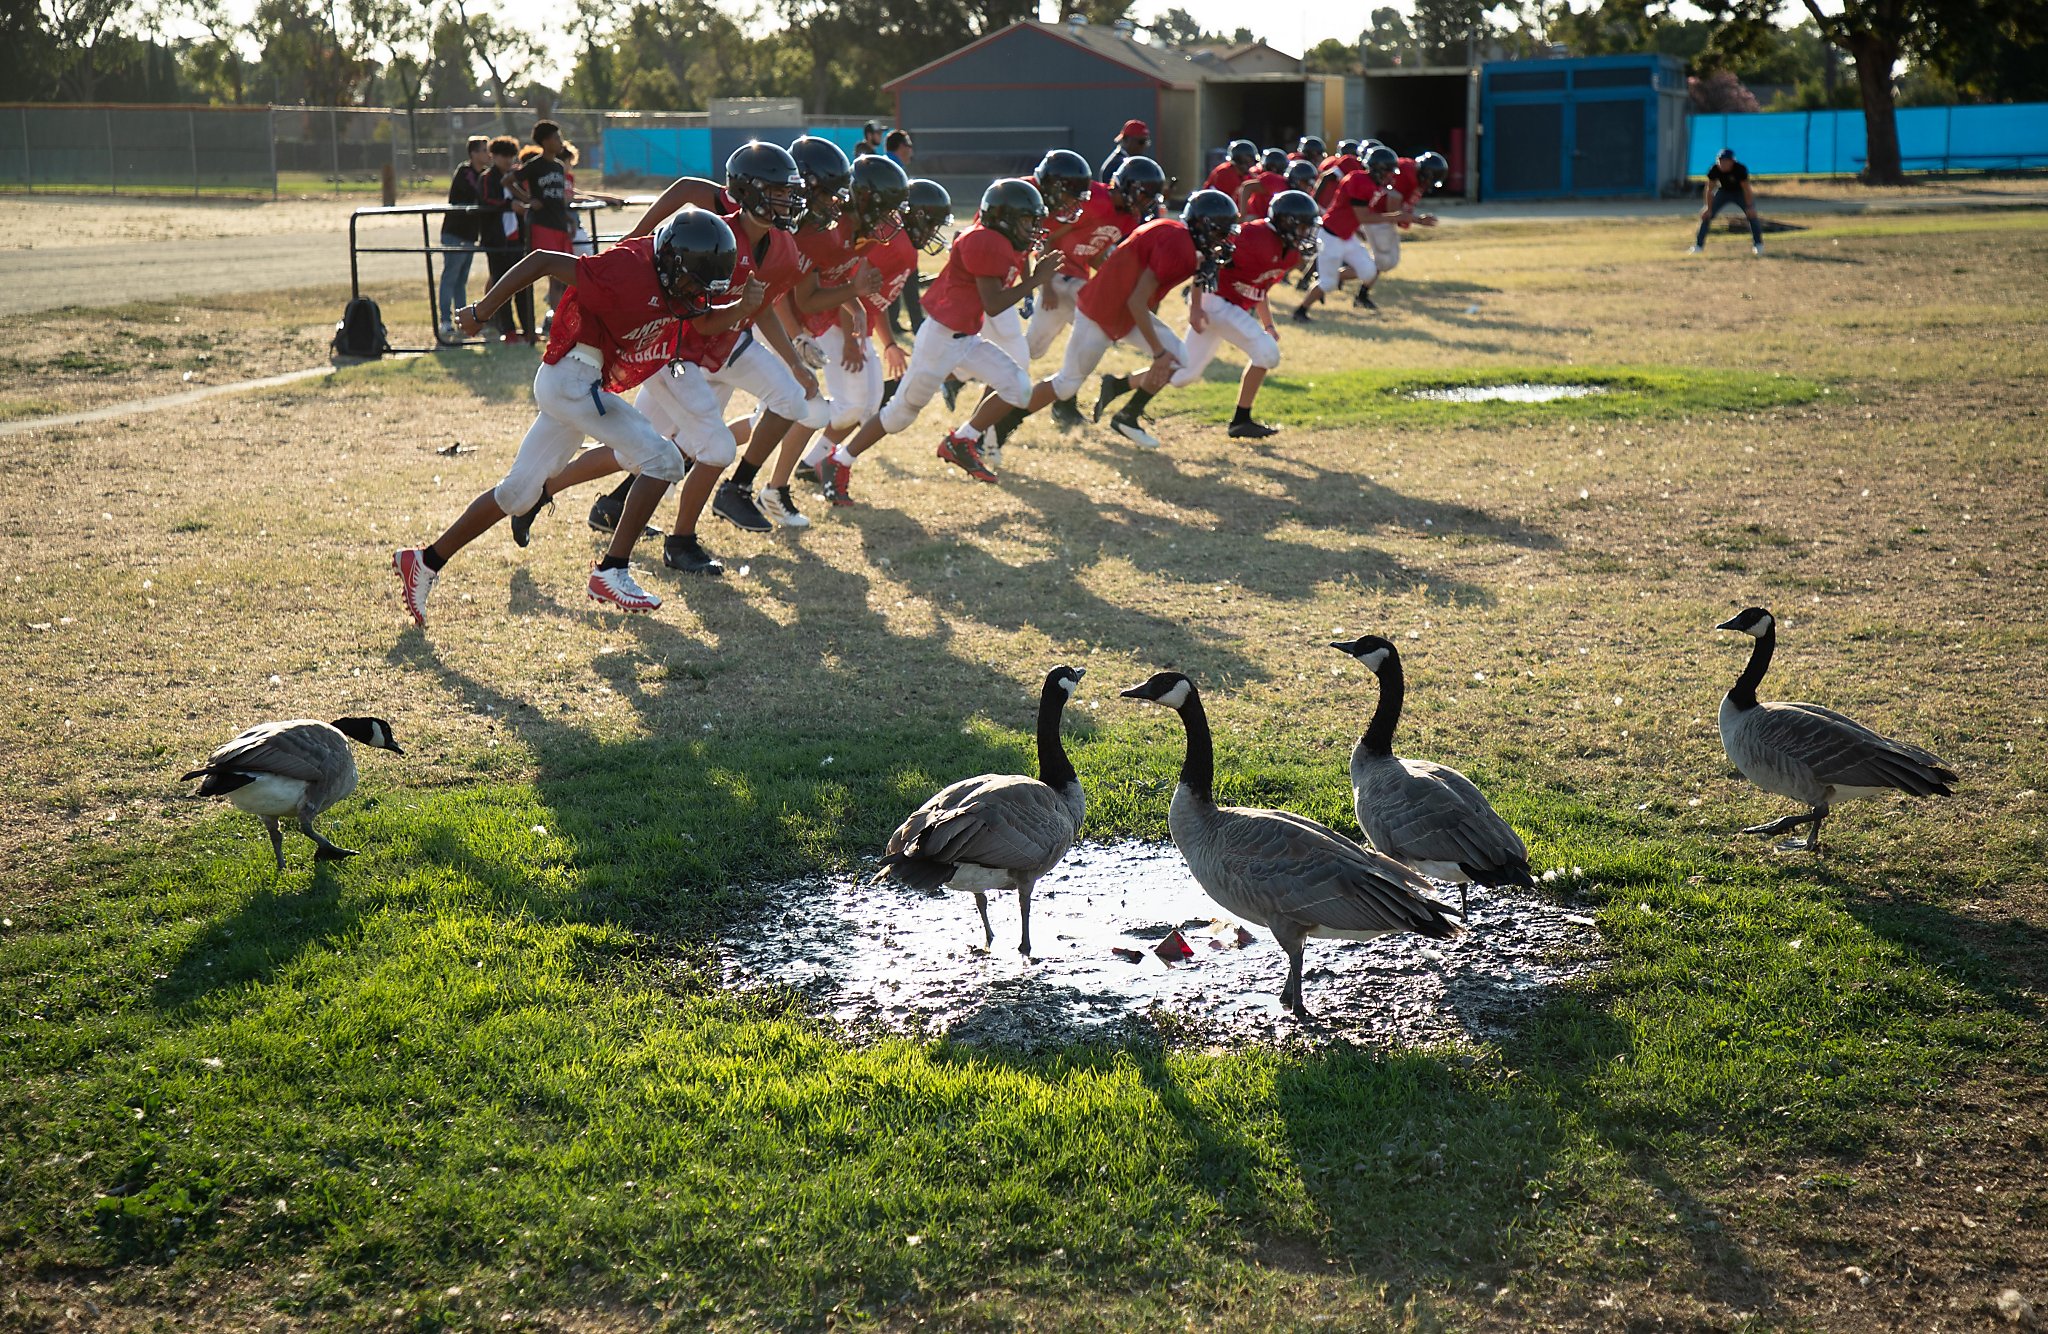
1059, 677, 1079, 696
1359, 647, 1392, 672
1156, 680, 1192, 710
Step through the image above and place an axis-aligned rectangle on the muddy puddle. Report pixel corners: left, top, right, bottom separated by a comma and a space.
721, 841, 1606, 1051
1408, 383, 1607, 403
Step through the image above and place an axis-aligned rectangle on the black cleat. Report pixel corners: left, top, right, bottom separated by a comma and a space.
1291, 306, 1314, 324
941, 376, 963, 412
587, 491, 623, 533
711, 478, 772, 533
662, 533, 725, 577
1354, 287, 1378, 310
1228, 418, 1280, 439
1093, 374, 1132, 423
1049, 396, 1086, 432
1294, 270, 1313, 292
509, 494, 551, 548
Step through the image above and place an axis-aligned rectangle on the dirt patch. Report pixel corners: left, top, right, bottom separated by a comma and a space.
723, 841, 1606, 1050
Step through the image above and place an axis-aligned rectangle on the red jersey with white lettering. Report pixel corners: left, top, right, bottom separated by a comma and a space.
921, 224, 1023, 335
1212, 219, 1297, 312
857, 229, 918, 337
1315, 154, 1362, 208
1203, 160, 1247, 199
542, 235, 681, 392
791, 216, 863, 338
1321, 170, 1378, 241
1077, 217, 1198, 340
672, 213, 799, 372
1051, 186, 1139, 279
1240, 169, 1284, 218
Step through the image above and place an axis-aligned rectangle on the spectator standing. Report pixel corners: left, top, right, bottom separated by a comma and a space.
520, 120, 576, 330
1692, 148, 1764, 256
437, 136, 490, 342
1099, 119, 1150, 183
481, 135, 536, 343
855, 120, 884, 157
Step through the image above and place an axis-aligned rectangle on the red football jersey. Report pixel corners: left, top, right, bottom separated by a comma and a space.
1391, 157, 1421, 205
1203, 161, 1247, 199
1211, 219, 1297, 312
856, 229, 918, 336
1240, 169, 1284, 218
1077, 218, 1198, 340
542, 236, 680, 393
791, 216, 863, 338
671, 212, 799, 372
921, 224, 1023, 335
1320, 170, 1377, 241
1051, 186, 1139, 279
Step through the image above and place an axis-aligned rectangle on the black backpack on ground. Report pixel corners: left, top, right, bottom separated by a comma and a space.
333, 296, 390, 359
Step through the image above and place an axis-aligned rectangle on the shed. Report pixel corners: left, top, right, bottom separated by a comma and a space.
1352, 65, 1481, 201
885, 21, 1340, 202
1185, 40, 1303, 76
1479, 54, 1689, 198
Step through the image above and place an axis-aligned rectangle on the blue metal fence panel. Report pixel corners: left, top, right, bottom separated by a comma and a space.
1686, 102, 2048, 176
602, 125, 871, 181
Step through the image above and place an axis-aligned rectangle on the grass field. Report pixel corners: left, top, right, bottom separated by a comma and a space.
3, 206, 2046, 1332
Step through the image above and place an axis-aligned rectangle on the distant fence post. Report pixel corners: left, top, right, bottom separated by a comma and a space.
330, 107, 340, 193
1803, 110, 1811, 175
1943, 104, 1953, 173
268, 106, 278, 199
189, 109, 199, 195
106, 107, 116, 193
19, 107, 29, 190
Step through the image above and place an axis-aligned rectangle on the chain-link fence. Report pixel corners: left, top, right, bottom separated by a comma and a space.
0, 103, 872, 197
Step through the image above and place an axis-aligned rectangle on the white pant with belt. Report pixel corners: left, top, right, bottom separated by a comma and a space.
1363, 222, 1401, 274
1026, 271, 1087, 360
815, 323, 883, 430
1314, 228, 1379, 292
984, 304, 1031, 376
639, 334, 831, 442
877, 314, 1032, 435
493, 351, 687, 515
1048, 310, 1187, 402
1170, 297, 1280, 388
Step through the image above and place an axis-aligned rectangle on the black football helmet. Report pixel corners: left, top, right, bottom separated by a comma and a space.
1260, 147, 1288, 175
979, 178, 1048, 253
789, 134, 853, 226
903, 178, 953, 255
849, 153, 910, 240
1032, 148, 1094, 223
1181, 187, 1240, 269
1109, 155, 1168, 217
1297, 135, 1326, 161
1365, 144, 1399, 182
1337, 138, 1362, 157
651, 206, 740, 317
724, 141, 804, 231
1414, 150, 1449, 192
1227, 138, 1257, 170
1284, 159, 1318, 194
1265, 189, 1320, 259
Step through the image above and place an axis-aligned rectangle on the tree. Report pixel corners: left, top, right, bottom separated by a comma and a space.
37, 0, 143, 98
449, 0, 537, 120
1409, 0, 1490, 64
1147, 6, 1207, 46
1304, 36, 1356, 73
421, 14, 477, 105
1360, 7, 1412, 67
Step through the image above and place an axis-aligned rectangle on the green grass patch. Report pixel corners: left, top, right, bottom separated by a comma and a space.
1161, 365, 1821, 430
0, 715, 2025, 1326
0, 396, 61, 421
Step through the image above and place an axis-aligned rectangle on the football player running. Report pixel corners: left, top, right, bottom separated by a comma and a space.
1352, 147, 1442, 309
1168, 189, 1318, 440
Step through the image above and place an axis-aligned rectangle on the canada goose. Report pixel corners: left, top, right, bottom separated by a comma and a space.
181, 717, 402, 870
874, 666, 1087, 956
1330, 635, 1534, 918
1715, 607, 1956, 852
1119, 671, 1460, 1019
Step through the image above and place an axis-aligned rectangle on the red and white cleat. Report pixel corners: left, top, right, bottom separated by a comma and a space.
937, 429, 998, 483
587, 564, 661, 615
392, 548, 437, 628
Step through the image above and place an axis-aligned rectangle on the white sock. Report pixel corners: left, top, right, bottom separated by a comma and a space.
801, 438, 831, 468
952, 423, 981, 441
832, 444, 857, 468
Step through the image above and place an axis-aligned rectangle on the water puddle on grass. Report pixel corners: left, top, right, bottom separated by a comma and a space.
1408, 383, 1608, 404
722, 841, 1606, 1050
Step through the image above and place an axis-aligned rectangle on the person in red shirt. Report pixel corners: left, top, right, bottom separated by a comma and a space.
1167, 190, 1318, 440
824, 179, 1057, 500
1026, 156, 1159, 372
391, 208, 745, 624
1239, 148, 1288, 218
1348, 146, 1438, 310
1011, 189, 1238, 450
1295, 149, 1385, 323
1204, 139, 1257, 201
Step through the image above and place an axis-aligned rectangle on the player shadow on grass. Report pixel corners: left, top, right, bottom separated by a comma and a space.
1820, 863, 2045, 1023
151, 859, 359, 1010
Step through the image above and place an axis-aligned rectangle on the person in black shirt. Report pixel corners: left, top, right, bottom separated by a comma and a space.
481, 135, 536, 343
519, 120, 576, 329
438, 136, 491, 341
855, 120, 883, 158
1099, 119, 1150, 183
1693, 148, 1763, 256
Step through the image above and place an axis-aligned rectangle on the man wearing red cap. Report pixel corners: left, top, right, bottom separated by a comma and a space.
1100, 119, 1151, 185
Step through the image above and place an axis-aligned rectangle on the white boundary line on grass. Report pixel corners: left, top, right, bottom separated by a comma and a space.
0, 364, 340, 437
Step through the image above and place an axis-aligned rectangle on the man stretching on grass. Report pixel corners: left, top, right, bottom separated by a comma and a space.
391, 208, 745, 625
1692, 148, 1764, 257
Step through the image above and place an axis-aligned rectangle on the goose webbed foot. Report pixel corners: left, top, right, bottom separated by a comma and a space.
1741, 812, 1812, 839
314, 844, 359, 861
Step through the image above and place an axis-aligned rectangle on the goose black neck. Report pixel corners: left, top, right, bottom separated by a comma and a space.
1176, 691, 1215, 804
1728, 625, 1774, 710
1035, 682, 1078, 789
1361, 654, 1406, 757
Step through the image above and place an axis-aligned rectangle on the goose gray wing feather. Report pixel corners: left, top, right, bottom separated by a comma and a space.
885, 774, 1081, 876
1210, 806, 1459, 935
1358, 757, 1529, 880
1749, 702, 1956, 794
200, 720, 346, 784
